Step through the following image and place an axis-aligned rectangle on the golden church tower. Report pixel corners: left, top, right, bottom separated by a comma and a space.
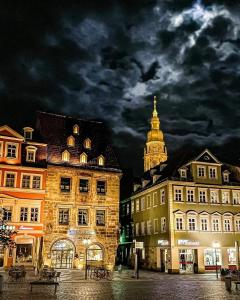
144, 96, 167, 172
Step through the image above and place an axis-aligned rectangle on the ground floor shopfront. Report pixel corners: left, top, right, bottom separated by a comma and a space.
138, 244, 240, 274
42, 233, 118, 270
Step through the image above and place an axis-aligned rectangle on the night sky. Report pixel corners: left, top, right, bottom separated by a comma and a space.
0, 0, 240, 174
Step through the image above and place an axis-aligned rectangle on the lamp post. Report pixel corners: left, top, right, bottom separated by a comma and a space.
212, 241, 220, 279
83, 238, 91, 280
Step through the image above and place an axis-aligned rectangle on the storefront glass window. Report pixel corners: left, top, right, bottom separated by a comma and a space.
204, 249, 221, 266
87, 244, 103, 261
227, 248, 236, 265
16, 244, 33, 264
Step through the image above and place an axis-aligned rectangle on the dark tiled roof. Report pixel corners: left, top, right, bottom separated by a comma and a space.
21, 143, 47, 168
36, 111, 121, 171
133, 147, 240, 194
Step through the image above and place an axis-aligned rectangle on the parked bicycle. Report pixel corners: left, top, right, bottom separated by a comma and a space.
90, 267, 113, 281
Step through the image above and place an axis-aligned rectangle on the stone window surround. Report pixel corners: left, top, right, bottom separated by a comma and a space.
5, 142, 19, 159
19, 205, 40, 223
4, 171, 17, 188
26, 146, 37, 163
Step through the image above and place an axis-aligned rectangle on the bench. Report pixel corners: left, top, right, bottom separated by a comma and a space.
234, 281, 240, 290
30, 281, 59, 294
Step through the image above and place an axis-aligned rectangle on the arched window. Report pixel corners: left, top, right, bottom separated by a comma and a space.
80, 153, 87, 164
73, 124, 79, 134
84, 138, 91, 149
87, 244, 103, 261
67, 136, 75, 147
62, 150, 70, 162
98, 155, 104, 166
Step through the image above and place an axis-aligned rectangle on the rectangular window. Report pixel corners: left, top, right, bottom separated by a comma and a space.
136, 199, 140, 212
59, 208, 69, 225
174, 189, 182, 202
136, 223, 139, 236
147, 220, 152, 235
32, 176, 41, 189
79, 179, 89, 193
224, 219, 231, 232
31, 208, 39, 222
197, 166, 205, 177
20, 207, 28, 222
176, 217, 183, 230
60, 177, 71, 193
6, 143, 17, 158
153, 192, 158, 206
187, 189, 194, 202
22, 175, 31, 189
210, 190, 219, 204
0, 142, 3, 157
141, 197, 145, 211
26, 150, 35, 162
188, 218, 196, 231
147, 195, 151, 208
199, 190, 207, 203
96, 210, 105, 226
212, 219, 220, 231
160, 189, 165, 204
201, 218, 208, 231
131, 201, 134, 213
154, 219, 158, 234
180, 169, 187, 178
222, 191, 230, 204
161, 217, 166, 232
78, 209, 88, 225
235, 220, 240, 232
223, 173, 229, 182
97, 181, 106, 195
209, 167, 217, 179
141, 221, 145, 235
233, 192, 240, 205
126, 203, 130, 215
5, 173, 15, 188
4, 207, 12, 221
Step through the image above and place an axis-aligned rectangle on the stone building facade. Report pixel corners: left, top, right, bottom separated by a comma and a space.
36, 112, 121, 270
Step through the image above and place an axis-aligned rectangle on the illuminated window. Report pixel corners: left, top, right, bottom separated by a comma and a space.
73, 124, 79, 134
62, 150, 70, 162
224, 218, 232, 232
26, 146, 37, 162
6, 143, 17, 159
98, 155, 104, 166
5, 173, 16, 188
80, 153, 87, 164
0, 142, 3, 157
4, 207, 12, 221
210, 190, 219, 204
87, 244, 103, 261
212, 218, 220, 231
23, 127, 34, 140
67, 136, 75, 147
84, 138, 91, 149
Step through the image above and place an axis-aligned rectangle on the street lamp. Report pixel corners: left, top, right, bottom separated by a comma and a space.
212, 241, 220, 279
83, 238, 91, 280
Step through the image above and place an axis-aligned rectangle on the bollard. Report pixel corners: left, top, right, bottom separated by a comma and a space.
0, 275, 3, 293
225, 275, 232, 292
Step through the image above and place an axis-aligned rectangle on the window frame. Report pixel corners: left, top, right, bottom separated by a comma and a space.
4, 172, 17, 188
60, 177, 71, 193
198, 188, 207, 203
186, 188, 195, 202
96, 209, 106, 226
79, 178, 89, 193
78, 208, 89, 226
58, 208, 70, 225
174, 187, 183, 202
5, 142, 18, 159
96, 180, 106, 195
197, 165, 206, 178
0, 141, 3, 157
153, 218, 158, 234
153, 192, 158, 207
80, 152, 87, 164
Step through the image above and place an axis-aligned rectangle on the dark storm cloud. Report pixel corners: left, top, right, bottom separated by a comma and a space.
0, 0, 240, 173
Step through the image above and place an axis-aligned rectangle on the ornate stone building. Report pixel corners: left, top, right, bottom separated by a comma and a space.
144, 96, 167, 172
36, 112, 121, 270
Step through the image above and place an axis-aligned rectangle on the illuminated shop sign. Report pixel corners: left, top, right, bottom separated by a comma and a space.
178, 240, 199, 246
158, 240, 169, 246
19, 226, 34, 230
68, 229, 95, 236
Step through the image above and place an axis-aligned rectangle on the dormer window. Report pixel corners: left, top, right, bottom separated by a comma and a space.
73, 124, 79, 134
80, 153, 87, 164
179, 168, 187, 179
84, 138, 91, 149
23, 127, 34, 140
223, 171, 230, 183
98, 155, 104, 166
197, 166, 206, 178
26, 146, 37, 162
62, 150, 70, 162
67, 136, 75, 147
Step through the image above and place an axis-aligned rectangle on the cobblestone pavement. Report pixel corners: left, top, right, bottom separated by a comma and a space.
0, 269, 239, 300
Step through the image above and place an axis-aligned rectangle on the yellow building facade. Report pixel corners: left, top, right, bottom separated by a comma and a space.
131, 98, 240, 274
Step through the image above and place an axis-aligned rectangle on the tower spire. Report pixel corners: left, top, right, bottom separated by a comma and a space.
153, 96, 158, 117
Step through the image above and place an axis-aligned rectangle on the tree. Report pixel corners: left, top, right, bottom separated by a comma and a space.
0, 208, 17, 249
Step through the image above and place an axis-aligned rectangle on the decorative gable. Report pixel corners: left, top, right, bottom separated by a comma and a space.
0, 125, 24, 140
194, 149, 221, 164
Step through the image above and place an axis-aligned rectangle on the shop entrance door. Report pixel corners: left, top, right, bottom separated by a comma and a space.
51, 240, 74, 269
160, 249, 168, 272
179, 249, 194, 273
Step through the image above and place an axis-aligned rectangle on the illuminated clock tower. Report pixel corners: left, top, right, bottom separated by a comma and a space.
144, 96, 168, 172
